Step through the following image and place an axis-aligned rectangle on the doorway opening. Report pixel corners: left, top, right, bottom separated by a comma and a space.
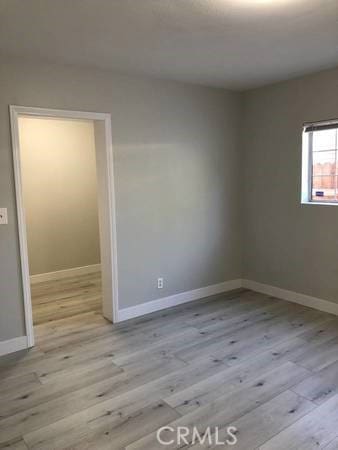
10, 106, 119, 348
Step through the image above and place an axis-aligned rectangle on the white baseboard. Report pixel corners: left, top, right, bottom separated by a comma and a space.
0, 336, 28, 357
242, 279, 338, 316
118, 279, 242, 322
119, 278, 338, 322
3, 278, 338, 356
30, 264, 101, 284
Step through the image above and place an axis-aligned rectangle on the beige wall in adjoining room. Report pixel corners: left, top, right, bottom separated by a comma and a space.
19, 117, 100, 276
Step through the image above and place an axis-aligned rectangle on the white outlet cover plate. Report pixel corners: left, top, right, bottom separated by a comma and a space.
0, 208, 8, 224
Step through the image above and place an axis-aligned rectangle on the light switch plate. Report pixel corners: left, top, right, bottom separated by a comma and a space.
0, 208, 8, 225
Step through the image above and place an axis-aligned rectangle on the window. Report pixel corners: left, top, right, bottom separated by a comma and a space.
302, 120, 338, 204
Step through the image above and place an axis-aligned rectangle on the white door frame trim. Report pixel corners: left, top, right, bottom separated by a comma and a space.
10, 105, 119, 348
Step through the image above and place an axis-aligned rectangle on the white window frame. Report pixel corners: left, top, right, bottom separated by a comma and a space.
301, 119, 338, 206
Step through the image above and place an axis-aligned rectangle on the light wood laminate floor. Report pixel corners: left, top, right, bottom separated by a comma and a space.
2, 277, 338, 449
31, 272, 102, 325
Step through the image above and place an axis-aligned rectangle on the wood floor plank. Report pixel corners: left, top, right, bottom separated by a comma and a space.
297, 319, 338, 345
0, 439, 29, 450
192, 299, 298, 334
191, 390, 315, 450
21, 356, 226, 449
291, 359, 338, 405
1, 324, 195, 382
0, 353, 188, 445
259, 394, 338, 450
0, 360, 123, 419
293, 336, 338, 372
31, 272, 102, 324
324, 437, 338, 450
0, 373, 40, 397
24, 401, 179, 450
208, 312, 333, 367
126, 362, 310, 450
175, 306, 330, 365
224, 390, 314, 450
165, 337, 307, 414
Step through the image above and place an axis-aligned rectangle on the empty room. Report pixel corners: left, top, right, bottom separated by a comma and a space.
0, 1, 338, 449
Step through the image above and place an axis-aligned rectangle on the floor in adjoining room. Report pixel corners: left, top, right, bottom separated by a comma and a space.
1, 288, 338, 449
30, 272, 102, 325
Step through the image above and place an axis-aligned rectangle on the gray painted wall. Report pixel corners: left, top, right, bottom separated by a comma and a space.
242, 66, 338, 303
0, 58, 242, 341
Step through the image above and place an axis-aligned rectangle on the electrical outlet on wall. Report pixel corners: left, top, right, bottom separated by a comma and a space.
0, 208, 8, 225
157, 277, 164, 289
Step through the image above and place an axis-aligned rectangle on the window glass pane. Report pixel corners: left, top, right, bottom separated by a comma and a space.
312, 175, 337, 201
312, 150, 336, 176
312, 129, 336, 151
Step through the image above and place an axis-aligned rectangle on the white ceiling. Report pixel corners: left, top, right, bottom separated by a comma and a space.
0, 0, 337, 90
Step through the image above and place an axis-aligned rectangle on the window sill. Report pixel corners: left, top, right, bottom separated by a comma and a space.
301, 201, 338, 206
